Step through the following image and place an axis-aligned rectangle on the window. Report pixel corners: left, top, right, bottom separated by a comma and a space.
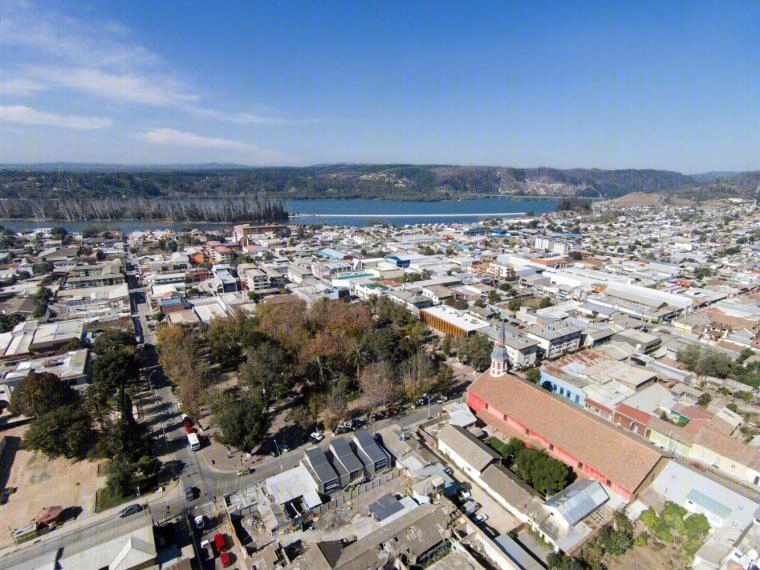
549, 444, 554, 451
605, 479, 611, 486
525, 428, 529, 435
574, 395, 580, 403
578, 462, 583, 469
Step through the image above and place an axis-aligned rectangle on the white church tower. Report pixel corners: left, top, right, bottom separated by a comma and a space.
490, 321, 509, 377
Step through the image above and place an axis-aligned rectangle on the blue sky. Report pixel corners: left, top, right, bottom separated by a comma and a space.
0, 0, 757, 171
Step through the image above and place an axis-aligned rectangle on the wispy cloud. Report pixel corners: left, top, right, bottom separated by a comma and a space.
30, 67, 198, 106
0, 105, 112, 129
138, 128, 289, 164
184, 106, 318, 125
0, 4, 160, 68
0, 77, 47, 94
140, 128, 254, 150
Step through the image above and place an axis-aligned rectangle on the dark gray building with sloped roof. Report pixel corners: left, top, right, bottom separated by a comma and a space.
302, 447, 341, 494
330, 438, 365, 484
352, 430, 390, 476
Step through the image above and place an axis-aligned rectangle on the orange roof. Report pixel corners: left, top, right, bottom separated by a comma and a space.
469, 372, 662, 493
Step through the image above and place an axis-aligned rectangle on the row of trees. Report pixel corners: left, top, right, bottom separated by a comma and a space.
10, 331, 159, 505
677, 345, 759, 387
485, 436, 572, 497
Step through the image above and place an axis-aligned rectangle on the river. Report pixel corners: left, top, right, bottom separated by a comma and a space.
0, 197, 557, 232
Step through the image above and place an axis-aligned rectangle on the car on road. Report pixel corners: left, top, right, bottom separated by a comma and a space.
436, 394, 448, 403
473, 513, 489, 524
237, 467, 252, 476
119, 504, 143, 518
310, 431, 325, 443
220, 552, 233, 567
194, 515, 205, 530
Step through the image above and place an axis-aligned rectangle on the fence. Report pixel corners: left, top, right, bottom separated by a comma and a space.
313, 469, 402, 515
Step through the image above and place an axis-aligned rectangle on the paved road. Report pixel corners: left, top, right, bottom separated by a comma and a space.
0, 257, 460, 560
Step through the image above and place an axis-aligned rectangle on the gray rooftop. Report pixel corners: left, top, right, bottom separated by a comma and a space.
330, 438, 364, 473
369, 493, 404, 521
304, 447, 339, 484
544, 479, 609, 527
353, 430, 389, 464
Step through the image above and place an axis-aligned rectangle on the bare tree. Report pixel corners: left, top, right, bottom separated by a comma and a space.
401, 347, 434, 402
359, 360, 396, 410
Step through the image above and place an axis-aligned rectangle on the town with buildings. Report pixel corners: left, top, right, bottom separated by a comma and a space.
0, 198, 758, 570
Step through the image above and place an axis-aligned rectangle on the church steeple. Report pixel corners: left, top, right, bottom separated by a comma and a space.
490, 320, 509, 377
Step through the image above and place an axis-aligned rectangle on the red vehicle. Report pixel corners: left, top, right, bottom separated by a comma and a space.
220, 552, 232, 567
213, 533, 227, 553
182, 417, 194, 427
386, 405, 398, 416
184, 424, 194, 434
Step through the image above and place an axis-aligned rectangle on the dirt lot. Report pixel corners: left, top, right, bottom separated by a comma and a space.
0, 426, 102, 547
606, 539, 686, 570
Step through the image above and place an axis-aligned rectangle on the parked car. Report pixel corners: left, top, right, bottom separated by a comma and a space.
184, 424, 194, 434
459, 488, 472, 499
237, 467, 252, 476
185, 487, 198, 501
220, 552, 233, 568
436, 394, 448, 404
370, 411, 386, 421
194, 515, 205, 530
349, 418, 363, 429
473, 513, 489, 524
386, 405, 398, 416
310, 431, 325, 443
119, 504, 143, 518
182, 416, 194, 427
199, 539, 213, 560
213, 533, 227, 552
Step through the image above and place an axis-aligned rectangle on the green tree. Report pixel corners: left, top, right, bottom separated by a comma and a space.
440, 334, 453, 356
205, 317, 243, 369
24, 404, 93, 459
602, 528, 633, 555
9, 372, 77, 416
212, 393, 268, 452
239, 340, 293, 400
508, 298, 521, 312
697, 393, 712, 407
539, 297, 553, 308
526, 367, 541, 383
93, 330, 136, 355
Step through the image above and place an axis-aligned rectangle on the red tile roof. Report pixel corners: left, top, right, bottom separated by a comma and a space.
468, 372, 662, 493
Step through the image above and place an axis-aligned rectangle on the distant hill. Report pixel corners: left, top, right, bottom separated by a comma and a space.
0, 163, 756, 202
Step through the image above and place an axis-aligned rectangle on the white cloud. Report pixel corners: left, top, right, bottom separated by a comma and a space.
0, 105, 112, 129
30, 67, 198, 106
0, 77, 47, 94
184, 106, 315, 125
138, 128, 289, 164
140, 128, 256, 150
0, 4, 160, 68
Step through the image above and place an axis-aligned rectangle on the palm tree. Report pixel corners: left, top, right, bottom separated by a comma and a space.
309, 354, 334, 388
348, 344, 371, 376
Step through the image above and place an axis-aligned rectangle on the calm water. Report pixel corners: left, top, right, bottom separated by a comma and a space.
0, 197, 557, 232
